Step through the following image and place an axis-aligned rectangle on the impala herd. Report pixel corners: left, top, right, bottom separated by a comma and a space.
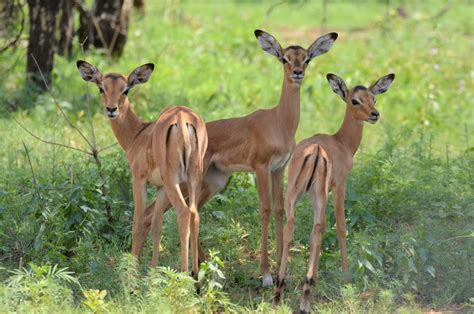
77, 29, 394, 313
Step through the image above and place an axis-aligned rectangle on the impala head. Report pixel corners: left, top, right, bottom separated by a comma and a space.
76, 60, 154, 119
255, 30, 337, 84
327, 73, 395, 124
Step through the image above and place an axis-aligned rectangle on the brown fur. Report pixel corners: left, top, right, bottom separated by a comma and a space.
76, 61, 208, 276
274, 73, 395, 312
140, 30, 338, 286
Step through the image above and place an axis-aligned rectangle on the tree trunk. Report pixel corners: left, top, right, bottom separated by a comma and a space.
58, 0, 74, 58
74, 0, 94, 51
26, 0, 60, 91
133, 0, 144, 11
91, 0, 132, 58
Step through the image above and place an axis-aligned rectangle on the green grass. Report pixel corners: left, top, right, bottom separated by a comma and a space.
1, 0, 473, 312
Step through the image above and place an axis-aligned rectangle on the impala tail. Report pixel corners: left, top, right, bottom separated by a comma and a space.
288, 144, 332, 202
163, 108, 205, 186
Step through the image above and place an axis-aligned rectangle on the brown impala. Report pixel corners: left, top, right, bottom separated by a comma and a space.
274, 73, 395, 312
76, 61, 208, 278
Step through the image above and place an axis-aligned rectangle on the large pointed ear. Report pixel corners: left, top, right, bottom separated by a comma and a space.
326, 73, 348, 100
127, 63, 155, 89
307, 32, 338, 60
254, 29, 283, 60
369, 73, 395, 95
76, 60, 102, 84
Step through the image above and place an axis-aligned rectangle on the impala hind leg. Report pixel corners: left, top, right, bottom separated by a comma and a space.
187, 176, 201, 279
195, 166, 231, 262
272, 168, 285, 267
300, 171, 328, 313
163, 179, 192, 273
255, 164, 273, 287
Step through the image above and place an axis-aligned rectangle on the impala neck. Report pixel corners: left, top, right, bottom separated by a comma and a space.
109, 99, 145, 151
276, 77, 301, 136
334, 106, 364, 156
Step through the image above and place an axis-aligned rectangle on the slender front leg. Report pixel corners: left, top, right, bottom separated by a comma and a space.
150, 187, 168, 267
255, 164, 273, 287
271, 168, 285, 266
131, 178, 147, 257
334, 184, 350, 280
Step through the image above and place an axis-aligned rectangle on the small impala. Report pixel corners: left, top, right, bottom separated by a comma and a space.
138, 30, 338, 287
274, 73, 395, 312
76, 61, 208, 277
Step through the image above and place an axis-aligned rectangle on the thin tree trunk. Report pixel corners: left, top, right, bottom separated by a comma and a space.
26, 0, 60, 91
133, 0, 144, 11
58, 0, 74, 58
91, 0, 132, 58
73, 0, 94, 50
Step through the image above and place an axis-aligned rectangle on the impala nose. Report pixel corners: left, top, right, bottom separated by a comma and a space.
371, 111, 379, 117
106, 107, 117, 113
293, 70, 303, 76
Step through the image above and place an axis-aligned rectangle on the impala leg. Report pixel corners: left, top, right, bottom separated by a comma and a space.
255, 164, 273, 287
150, 188, 168, 267
273, 186, 299, 306
164, 180, 191, 273
195, 167, 231, 262
131, 178, 147, 257
143, 199, 170, 256
334, 184, 350, 281
271, 168, 285, 267
300, 173, 328, 314
187, 177, 201, 279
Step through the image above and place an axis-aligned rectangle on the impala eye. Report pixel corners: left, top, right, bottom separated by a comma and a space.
304, 58, 311, 65
351, 99, 361, 106
282, 57, 289, 64
123, 89, 129, 96
98, 87, 104, 94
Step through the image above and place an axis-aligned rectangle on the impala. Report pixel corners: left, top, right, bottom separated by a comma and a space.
140, 30, 338, 286
76, 61, 208, 277
274, 73, 395, 312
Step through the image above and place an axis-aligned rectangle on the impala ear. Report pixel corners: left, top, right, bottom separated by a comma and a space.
128, 63, 155, 89
76, 60, 102, 85
307, 32, 338, 59
326, 73, 348, 100
369, 73, 395, 95
254, 29, 283, 60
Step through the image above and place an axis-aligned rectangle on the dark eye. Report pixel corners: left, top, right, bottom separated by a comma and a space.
282, 58, 288, 64
98, 87, 104, 94
304, 58, 311, 65
123, 89, 129, 96
351, 99, 361, 106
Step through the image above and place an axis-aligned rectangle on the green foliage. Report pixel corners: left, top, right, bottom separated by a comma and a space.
82, 289, 109, 313
198, 250, 233, 312
4, 264, 79, 311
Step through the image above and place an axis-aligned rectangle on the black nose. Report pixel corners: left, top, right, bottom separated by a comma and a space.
106, 107, 117, 113
371, 111, 379, 117
293, 70, 303, 76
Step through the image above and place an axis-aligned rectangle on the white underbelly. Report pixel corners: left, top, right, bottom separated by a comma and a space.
216, 163, 253, 173
148, 167, 164, 186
